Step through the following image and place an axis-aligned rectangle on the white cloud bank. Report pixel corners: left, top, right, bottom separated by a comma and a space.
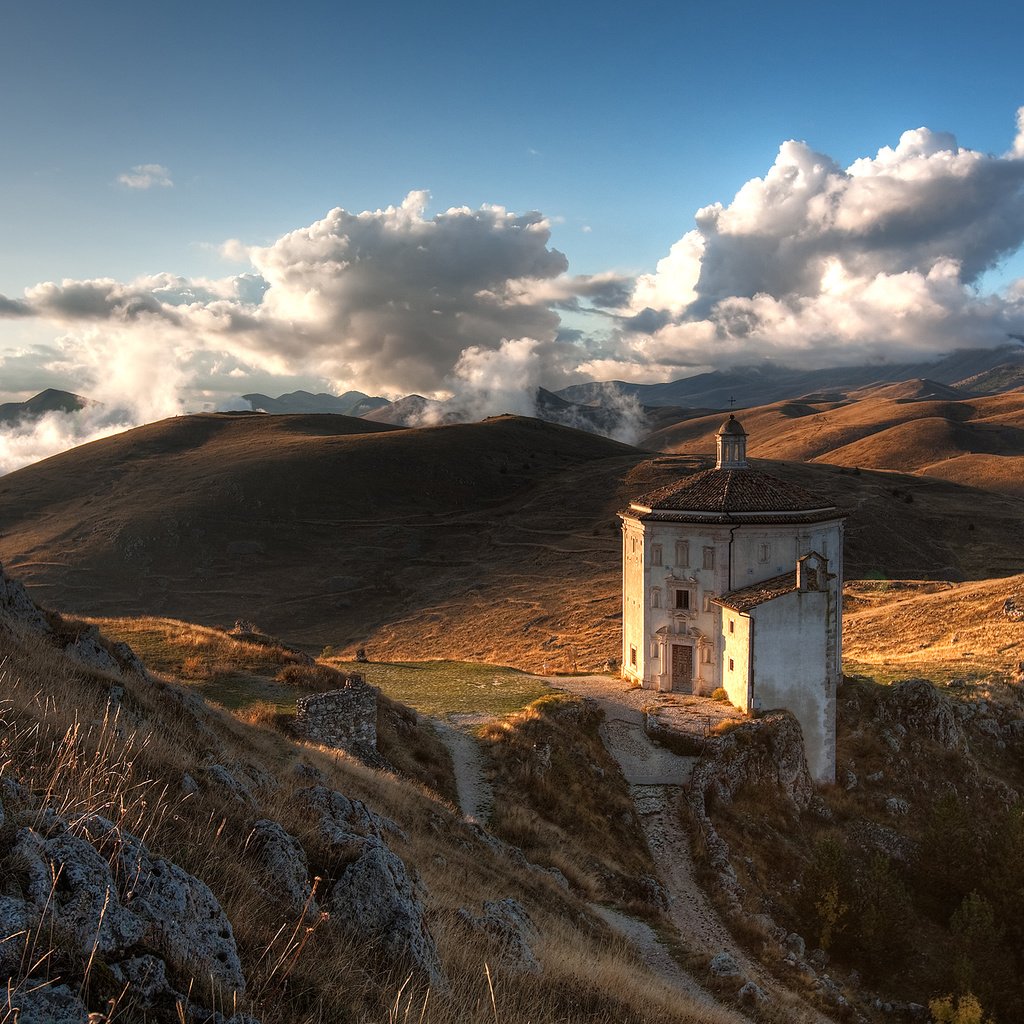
2, 110, 1024, 469
619, 112, 1024, 378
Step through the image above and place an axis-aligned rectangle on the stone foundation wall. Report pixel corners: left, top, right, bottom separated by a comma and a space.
295, 681, 378, 758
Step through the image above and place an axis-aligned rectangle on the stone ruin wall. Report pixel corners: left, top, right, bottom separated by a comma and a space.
294, 678, 378, 759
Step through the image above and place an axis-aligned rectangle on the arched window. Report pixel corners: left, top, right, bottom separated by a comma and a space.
651, 544, 663, 566
650, 588, 661, 608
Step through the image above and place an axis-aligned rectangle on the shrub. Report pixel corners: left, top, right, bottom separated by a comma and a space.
711, 687, 729, 702
276, 663, 351, 689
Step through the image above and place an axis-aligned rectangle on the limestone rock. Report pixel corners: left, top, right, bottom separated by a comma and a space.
110, 954, 173, 1003
709, 951, 740, 977
327, 836, 443, 987
457, 898, 540, 974
738, 980, 767, 1005
64, 626, 124, 676
246, 820, 317, 915
879, 679, 963, 750
82, 815, 246, 992
0, 562, 50, 634
12, 826, 145, 957
202, 764, 257, 807
0, 895, 31, 975
6, 982, 89, 1024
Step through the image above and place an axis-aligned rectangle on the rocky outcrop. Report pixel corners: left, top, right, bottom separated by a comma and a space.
0, 562, 147, 679
876, 678, 964, 750
687, 711, 812, 911
81, 815, 246, 992
0, 561, 50, 634
0, 787, 254, 1022
298, 785, 442, 986
295, 682, 379, 760
458, 898, 541, 974
694, 712, 813, 812
246, 819, 318, 915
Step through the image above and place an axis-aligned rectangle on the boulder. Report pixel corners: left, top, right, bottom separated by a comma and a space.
327, 836, 444, 987
457, 898, 541, 974
81, 815, 246, 992
709, 951, 740, 977
64, 626, 124, 676
12, 826, 145, 957
0, 562, 50, 634
246, 820, 317, 915
878, 679, 964, 750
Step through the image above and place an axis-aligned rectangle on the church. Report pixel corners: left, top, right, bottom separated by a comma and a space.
619, 415, 844, 782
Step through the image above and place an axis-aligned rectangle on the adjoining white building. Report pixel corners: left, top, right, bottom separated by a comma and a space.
619, 414, 844, 782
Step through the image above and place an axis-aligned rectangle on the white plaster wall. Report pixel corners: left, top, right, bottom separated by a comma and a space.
720, 612, 751, 711
749, 590, 836, 783
621, 519, 646, 683
729, 520, 843, 590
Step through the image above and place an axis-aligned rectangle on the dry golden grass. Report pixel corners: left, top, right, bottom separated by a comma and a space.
645, 386, 1024, 494
843, 575, 1024, 683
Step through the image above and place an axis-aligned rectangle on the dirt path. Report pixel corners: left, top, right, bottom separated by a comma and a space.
547, 675, 837, 1024
436, 722, 493, 824
591, 904, 753, 1023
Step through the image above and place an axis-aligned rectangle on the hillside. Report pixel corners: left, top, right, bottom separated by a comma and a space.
1, 414, 1023, 670
644, 386, 1024, 496
0, 563, 736, 1024
843, 574, 1024, 683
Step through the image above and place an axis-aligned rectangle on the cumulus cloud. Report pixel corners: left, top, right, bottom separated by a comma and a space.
117, 163, 174, 189
5, 113, 1024, 471
628, 110, 1024, 368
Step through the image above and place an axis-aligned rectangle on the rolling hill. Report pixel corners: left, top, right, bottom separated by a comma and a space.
644, 383, 1024, 495
1, 413, 1023, 670
0, 387, 92, 424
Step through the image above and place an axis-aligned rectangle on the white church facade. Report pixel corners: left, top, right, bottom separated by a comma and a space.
619, 415, 844, 782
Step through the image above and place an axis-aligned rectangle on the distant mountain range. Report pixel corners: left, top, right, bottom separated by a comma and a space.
0, 388, 91, 426
555, 344, 1024, 410
243, 390, 390, 416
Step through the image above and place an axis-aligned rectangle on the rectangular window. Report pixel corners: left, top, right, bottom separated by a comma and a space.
630, 645, 637, 667
729, 619, 735, 634
729, 658, 735, 672
651, 543, 662, 566
675, 541, 689, 567
675, 589, 690, 610
703, 594, 714, 612
703, 546, 715, 570
758, 542, 770, 563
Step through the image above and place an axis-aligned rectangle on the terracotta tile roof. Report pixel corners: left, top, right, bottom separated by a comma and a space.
622, 466, 841, 524
714, 572, 798, 612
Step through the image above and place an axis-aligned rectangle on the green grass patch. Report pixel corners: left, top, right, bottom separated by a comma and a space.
328, 659, 551, 718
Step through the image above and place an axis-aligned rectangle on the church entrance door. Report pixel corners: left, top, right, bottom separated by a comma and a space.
671, 644, 693, 692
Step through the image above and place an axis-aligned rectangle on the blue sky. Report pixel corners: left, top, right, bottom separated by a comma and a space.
1, 0, 1024, 470
4, 0, 1023, 291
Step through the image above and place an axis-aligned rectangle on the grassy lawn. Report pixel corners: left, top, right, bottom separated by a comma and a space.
327, 659, 552, 718
90, 616, 551, 718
